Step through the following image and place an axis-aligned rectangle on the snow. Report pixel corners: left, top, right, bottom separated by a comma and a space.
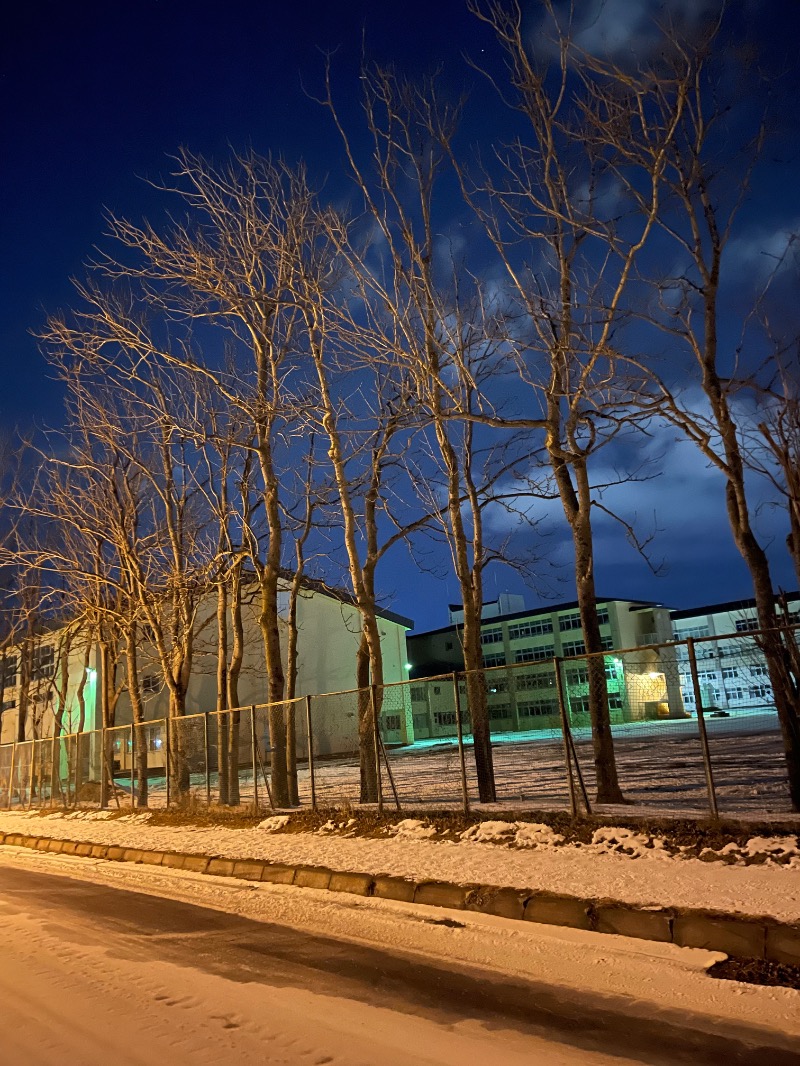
0, 857, 609, 1066
2, 808, 800, 924
2, 842, 800, 1061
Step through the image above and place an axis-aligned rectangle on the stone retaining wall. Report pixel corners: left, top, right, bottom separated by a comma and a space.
2, 830, 798, 966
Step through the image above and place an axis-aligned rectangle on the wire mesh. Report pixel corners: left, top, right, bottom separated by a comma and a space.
0, 623, 795, 815
376, 677, 467, 808
561, 650, 711, 813
680, 633, 791, 814
0, 743, 12, 808
307, 688, 368, 807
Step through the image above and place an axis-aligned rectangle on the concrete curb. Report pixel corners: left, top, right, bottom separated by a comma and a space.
2, 829, 798, 966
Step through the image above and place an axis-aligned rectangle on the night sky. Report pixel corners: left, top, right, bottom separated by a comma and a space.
2, 0, 799, 634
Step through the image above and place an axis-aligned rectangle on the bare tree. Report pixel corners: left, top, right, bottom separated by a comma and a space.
612, 21, 800, 808
439, 1, 692, 802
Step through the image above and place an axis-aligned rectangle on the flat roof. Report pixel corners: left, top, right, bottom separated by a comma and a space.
409, 597, 665, 639
671, 591, 800, 621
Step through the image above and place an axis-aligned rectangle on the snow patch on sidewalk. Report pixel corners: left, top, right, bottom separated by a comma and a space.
2, 808, 799, 923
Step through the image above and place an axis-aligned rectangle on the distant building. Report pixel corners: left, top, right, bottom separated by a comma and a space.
406, 597, 684, 740
0, 576, 413, 757
670, 594, 799, 714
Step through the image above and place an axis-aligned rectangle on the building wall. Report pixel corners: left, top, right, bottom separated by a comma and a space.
0, 581, 411, 760
406, 599, 685, 739
671, 595, 799, 715
0, 634, 101, 746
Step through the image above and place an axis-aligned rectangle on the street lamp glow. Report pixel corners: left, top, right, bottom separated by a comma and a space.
404, 662, 412, 671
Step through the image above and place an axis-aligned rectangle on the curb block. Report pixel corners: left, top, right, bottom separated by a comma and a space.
524, 893, 594, 930
595, 904, 673, 943
3, 831, 798, 965
414, 881, 469, 910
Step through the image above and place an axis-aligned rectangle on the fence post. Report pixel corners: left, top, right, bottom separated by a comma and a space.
50, 734, 58, 809
250, 705, 259, 810
686, 637, 719, 820
370, 684, 383, 813
452, 672, 470, 816
100, 724, 108, 810
130, 721, 136, 808
203, 712, 211, 808
164, 719, 171, 809
553, 656, 579, 817
305, 694, 316, 810
7, 741, 16, 809
27, 740, 36, 809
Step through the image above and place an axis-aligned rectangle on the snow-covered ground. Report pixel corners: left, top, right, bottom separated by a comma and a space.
2, 808, 799, 923
2, 842, 800, 1065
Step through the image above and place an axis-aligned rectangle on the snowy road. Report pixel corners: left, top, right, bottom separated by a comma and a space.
0, 854, 798, 1065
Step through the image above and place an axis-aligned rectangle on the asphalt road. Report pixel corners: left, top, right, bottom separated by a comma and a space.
0, 863, 799, 1065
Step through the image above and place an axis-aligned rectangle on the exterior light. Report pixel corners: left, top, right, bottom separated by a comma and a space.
86, 668, 97, 679
648, 671, 660, 679
404, 662, 412, 671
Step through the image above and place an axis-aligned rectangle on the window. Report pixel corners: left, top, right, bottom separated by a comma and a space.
722, 668, 739, 680
596, 607, 610, 625
1, 698, 16, 712
445, 641, 453, 650
735, 617, 759, 633
413, 714, 429, 731
515, 645, 554, 663
749, 664, 768, 678
562, 639, 586, 657
675, 625, 710, 640
697, 671, 718, 683
570, 697, 590, 715
482, 652, 506, 668
30, 645, 55, 681
559, 613, 582, 631
508, 619, 553, 639
518, 699, 558, 717
725, 688, 745, 701
750, 685, 770, 699
433, 686, 441, 695
142, 675, 160, 696
605, 661, 620, 680
410, 687, 426, 702
567, 665, 593, 682
1, 656, 18, 689
601, 637, 614, 651
433, 711, 456, 727
608, 695, 623, 710
515, 672, 555, 691
480, 628, 503, 645
383, 714, 402, 731
489, 704, 511, 720
487, 679, 508, 694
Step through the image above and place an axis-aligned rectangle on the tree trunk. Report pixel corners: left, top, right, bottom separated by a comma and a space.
552, 454, 625, 804
728, 491, 800, 810
356, 632, 379, 802
216, 579, 229, 805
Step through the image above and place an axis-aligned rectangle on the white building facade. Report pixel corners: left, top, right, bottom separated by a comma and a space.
670, 595, 799, 715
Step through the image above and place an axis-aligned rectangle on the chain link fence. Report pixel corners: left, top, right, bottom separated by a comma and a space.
0, 626, 797, 817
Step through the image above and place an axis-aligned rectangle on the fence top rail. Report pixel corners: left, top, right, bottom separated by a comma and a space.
1, 623, 794, 751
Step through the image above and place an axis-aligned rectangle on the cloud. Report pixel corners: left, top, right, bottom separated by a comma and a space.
727, 222, 800, 286
535, 0, 723, 65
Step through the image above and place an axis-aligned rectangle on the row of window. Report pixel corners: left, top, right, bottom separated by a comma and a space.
479, 608, 611, 646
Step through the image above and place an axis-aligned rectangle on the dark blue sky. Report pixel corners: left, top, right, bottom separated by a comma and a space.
2, 0, 799, 633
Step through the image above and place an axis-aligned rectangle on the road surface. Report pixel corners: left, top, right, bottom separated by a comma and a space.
0, 859, 797, 1065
